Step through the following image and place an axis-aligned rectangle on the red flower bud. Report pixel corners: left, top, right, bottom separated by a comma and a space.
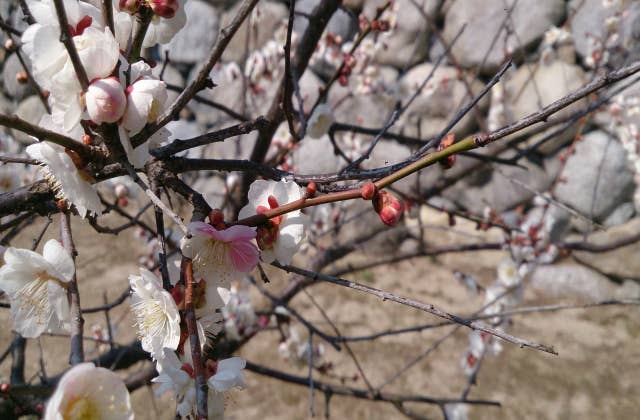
148, 0, 179, 19
372, 190, 403, 226
306, 182, 317, 197
15, 71, 28, 85
437, 133, 456, 169
81, 134, 93, 145
360, 181, 377, 200
119, 0, 140, 14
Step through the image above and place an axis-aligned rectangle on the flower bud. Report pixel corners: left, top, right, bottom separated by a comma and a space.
437, 133, 456, 169
85, 77, 126, 124
360, 181, 377, 200
148, 0, 179, 19
15, 71, 28, 85
4, 39, 16, 52
372, 190, 403, 226
119, 0, 140, 14
114, 183, 129, 199
306, 182, 317, 197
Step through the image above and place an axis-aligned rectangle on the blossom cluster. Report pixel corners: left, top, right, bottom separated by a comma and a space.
123, 179, 309, 417
20, 0, 184, 218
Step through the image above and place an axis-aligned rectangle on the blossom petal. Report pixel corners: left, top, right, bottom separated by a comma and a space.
42, 239, 75, 282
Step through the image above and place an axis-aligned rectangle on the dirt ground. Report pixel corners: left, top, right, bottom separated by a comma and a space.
1, 207, 638, 419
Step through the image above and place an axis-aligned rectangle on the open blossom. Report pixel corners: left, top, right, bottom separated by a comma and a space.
154, 349, 246, 418
208, 357, 246, 392
122, 78, 169, 135
154, 349, 196, 417
129, 268, 181, 359
0, 240, 74, 338
45, 363, 133, 420
239, 180, 309, 265
21, 0, 103, 90
85, 77, 127, 124
27, 136, 102, 218
307, 103, 334, 139
180, 222, 259, 287
118, 69, 170, 167
142, 0, 188, 47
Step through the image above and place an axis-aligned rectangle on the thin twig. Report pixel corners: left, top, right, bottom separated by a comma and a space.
273, 262, 558, 355
182, 258, 207, 418
60, 212, 84, 365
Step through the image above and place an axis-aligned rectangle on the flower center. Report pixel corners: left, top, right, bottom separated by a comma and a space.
132, 299, 169, 340
63, 395, 99, 419
148, 99, 162, 122
193, 239, 231, 274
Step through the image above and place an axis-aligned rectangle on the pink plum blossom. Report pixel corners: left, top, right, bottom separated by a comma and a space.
181, 222, 259, 287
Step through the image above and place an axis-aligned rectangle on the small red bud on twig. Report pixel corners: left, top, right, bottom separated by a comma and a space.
360, 182, 377, 200
306, 182, 317, 198
373, 190, 404, 226
4, 39, 16, 52
16, 71, 28, 85
437, 133, 456, 169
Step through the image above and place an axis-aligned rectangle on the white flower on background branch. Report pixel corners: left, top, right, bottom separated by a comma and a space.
0, 239, 74, 338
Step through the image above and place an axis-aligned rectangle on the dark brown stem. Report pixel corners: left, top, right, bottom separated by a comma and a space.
60, 212, 84, 365
52, 0, 89, 90
182, 258, 207, 418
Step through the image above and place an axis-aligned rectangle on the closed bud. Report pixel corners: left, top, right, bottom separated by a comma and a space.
306, 182, 317, 197
114, 183, 129, 199
4, 39, 15, 52
119, 0, 140, 14
372, 190, 403, 226
15, 71, 28, 85
437, 133, 456, 169
85, 77, 126, 124
148, 0, 179, 19
360, 181, 377, 200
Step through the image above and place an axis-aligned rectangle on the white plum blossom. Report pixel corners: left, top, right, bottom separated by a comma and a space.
208, 357, 246, 392
307, 103, 334, 139
143, 0, 188, 47
278, 325, 326, 368
153, 349, 196, 418
154, 349, 246, 418
21, 0, 102, 89
26, 139, 102, 218
45, 362, 133, 420
129, 268, 181, 359
239, 180, 309, 265
122, 78, 169, 135
118, 69, 171, 167
496, 258, 523, 288
0, 239, 74, 338
444, 403, 470, 420
180, 222, 260, 287
85, 77, 127, 124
